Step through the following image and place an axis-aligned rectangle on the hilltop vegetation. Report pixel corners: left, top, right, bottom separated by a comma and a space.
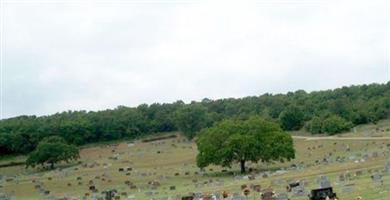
0, 82, 389, 156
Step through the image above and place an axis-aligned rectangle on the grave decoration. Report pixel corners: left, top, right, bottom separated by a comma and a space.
261, 188, 276, 200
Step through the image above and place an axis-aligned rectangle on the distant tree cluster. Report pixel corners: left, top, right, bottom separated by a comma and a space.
307, 115, 353, 135
0, 82, 389, 156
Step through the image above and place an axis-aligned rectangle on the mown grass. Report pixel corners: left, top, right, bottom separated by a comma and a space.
1, 122, 390, 199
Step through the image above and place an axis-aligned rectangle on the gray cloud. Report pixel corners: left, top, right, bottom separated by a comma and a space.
1, 0, 389, 118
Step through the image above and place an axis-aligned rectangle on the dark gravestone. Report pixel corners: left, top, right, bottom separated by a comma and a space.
104, 189, 117, 200
181, 196, 194, 200
309, 187, 337, 200
287, 181, 299, 192
89, 185, 96, 191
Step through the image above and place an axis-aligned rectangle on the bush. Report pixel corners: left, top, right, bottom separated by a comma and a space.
322, 115, 352, 135
307, 116, 323, 134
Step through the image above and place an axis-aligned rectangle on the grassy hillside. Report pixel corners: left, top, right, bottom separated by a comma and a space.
1, 121, 390, 199
1, 82, 389, 157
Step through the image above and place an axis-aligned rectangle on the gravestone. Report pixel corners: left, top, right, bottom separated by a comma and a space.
384, 162, 390, 172
371, 173, 383, 185
345, 172, 352, 180
309, 187, 337, 200
261, 173, 269, 178
342, 185, 354, 193
144, 191, 153, 196
355, 170, 363, 176
231, 193, 247, 200
104, 189, 117, 200
0, 193, 11, 200
181, 196, 194, 200
291, 183, 305, 197
275, 192, 288, 200
211, 193, 220, 200
316, 176, 330, 188
338, 174, 345, 182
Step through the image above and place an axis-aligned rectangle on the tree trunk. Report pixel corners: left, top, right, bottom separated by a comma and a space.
240, 160, 246, 173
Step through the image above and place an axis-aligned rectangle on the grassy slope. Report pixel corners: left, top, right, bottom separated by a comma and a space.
289, 119, 390, 137
1, 121, 390, 199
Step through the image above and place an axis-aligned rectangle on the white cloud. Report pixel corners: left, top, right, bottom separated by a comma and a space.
1, 0, 389, 118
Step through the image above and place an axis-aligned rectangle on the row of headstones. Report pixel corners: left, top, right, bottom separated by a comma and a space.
21, 161, 390, 199
78, 165, 390, 199
315, 150, 384, 166
177, 189, 290, 200
32, 179, 54, 198
18, 144, 389, 199
0, 192, 14, 200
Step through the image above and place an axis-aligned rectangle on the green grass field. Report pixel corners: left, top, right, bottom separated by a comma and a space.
1, 121, 390, 200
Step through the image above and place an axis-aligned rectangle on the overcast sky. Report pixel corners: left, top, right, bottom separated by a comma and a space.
0, 0, 389, 119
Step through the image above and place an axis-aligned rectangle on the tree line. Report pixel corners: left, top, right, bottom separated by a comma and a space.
0, 82, 389, 156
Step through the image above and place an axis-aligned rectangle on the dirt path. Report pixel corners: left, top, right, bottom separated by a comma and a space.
293, 135, 390, 141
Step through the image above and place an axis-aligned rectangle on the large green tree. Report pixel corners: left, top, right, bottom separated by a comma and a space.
26, 136, 79, 169
196, 117, 295, 173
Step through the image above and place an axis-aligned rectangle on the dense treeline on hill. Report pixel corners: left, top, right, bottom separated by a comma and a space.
0, 82, 389, 156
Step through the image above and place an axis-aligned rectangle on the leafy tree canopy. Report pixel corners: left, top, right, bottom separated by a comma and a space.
174, 104, 210, 139
26, 136, 79, 169
196, 116, 295, 173
322, 115, 353, 135
279, 105, 305, 131
306, 116, 323, 134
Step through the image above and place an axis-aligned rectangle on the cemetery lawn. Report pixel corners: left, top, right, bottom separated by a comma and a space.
1, 121, 390, 199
